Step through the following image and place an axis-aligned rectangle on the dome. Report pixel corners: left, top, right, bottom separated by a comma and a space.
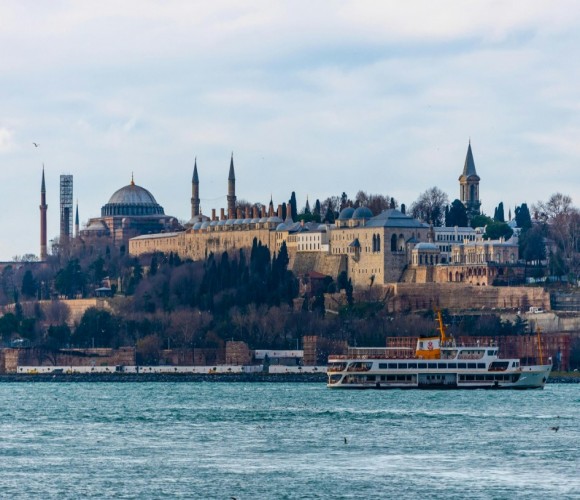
217, 220, 226, 226
185, 214, 210, 227
234, 219, 244, 225
352, 206, 373, 219
226, 219, 234, 226
102, 181, 164, 217
259, 217, 268, 223
84, 220, 108, 232
251, 218, 259, 223
338, 207, 355, 220
276, 223, 287, 231
192, 222, 203, 230
415, 242, 438, 251
210, 221, 218, 227
200, 221, 210, 230
268, 216, 283, 223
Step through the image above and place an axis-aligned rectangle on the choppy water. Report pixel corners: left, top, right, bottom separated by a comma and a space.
0, 382, 578, 499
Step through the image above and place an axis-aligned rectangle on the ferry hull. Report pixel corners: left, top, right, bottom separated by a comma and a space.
327, 364, 552, 390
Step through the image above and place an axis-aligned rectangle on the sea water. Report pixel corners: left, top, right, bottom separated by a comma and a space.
0, 382, 578, 499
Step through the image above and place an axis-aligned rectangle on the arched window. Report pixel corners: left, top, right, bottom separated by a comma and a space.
470, 184, 476, 201
376, 234, 381, 252
391, 234, 397, 252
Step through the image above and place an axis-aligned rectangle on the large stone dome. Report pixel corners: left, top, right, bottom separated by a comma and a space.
101, 181, 165, 217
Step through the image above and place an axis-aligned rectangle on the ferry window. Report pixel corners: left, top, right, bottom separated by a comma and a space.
467, 363, 477, 369
448, 363, 457, 369
458, 363, 467, 369
438, 363, 447, 369
487, 350, 494, 355
428, 363, 437, 369
388, 363, 398, 369
398, 363, 408, 369
396, 375, 406, 381
466, 375, 474, 381
379, 363, 388, 369
477, 363, 486, 369
367, 375, 376, 381
408, 363, 417, 369
418, 363, 427, 369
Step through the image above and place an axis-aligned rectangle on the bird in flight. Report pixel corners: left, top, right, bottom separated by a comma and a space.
33, 142, 39, 147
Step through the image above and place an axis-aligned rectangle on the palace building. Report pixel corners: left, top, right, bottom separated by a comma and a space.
108, 142, 517, 288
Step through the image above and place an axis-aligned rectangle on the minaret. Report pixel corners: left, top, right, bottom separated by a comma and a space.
268, 195, 274, 216
191, 158, 200, 218
459, 140, 481, 222
75, 201, 80, 238
227, 153, 236, 218
39, 166, 48, 261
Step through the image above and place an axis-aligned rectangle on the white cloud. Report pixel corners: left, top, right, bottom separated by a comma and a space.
0, 127, 15, 152
1, 1, 580, 258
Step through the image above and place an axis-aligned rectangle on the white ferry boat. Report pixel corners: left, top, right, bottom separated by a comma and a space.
327, 313, 552, 390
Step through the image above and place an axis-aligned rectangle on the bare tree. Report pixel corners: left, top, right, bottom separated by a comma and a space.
410, 187, 449, 226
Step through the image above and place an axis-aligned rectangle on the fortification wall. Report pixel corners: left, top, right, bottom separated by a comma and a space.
291, 253, 346, 279
389, 283, 550, 313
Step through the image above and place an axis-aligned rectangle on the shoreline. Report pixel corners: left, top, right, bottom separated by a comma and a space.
0, 373, 578, 383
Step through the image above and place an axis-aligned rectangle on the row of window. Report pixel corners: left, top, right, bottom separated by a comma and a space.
378, 362, 487, 370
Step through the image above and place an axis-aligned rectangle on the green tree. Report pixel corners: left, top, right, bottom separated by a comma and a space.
515, 203, 532, 231
471, 214, 493, 229
0, 312, 18, 341
484, 221, 513, 240
520, 225, 546, 264
494, 202, 505, 223
72, 308, 119, 348
46, 324, 72, 348
54, 259, 86, 299
445, 199, 468, 227
289, 192, 298, 220
21, 270, 37, 299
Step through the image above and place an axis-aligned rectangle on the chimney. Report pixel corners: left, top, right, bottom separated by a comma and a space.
212, 208, 216, 221
253, 206, 259, 218
237, 207, 243, 219
278, 204, 283, 218
220, 208, 225, 220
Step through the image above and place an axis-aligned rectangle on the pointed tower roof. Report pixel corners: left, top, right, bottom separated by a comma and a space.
41, 165, 46, 193
228, 153, 235, 181
75, 201, 79, 225
193, 157, 199, 183
462, 141, 478, 177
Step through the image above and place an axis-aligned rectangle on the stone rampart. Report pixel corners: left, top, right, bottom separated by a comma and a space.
389, 283, 550, 313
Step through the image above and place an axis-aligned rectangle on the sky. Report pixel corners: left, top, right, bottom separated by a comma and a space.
1, 0, 580, 260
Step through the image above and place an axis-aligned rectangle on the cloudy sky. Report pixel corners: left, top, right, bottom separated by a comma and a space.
1, 1, 580, 260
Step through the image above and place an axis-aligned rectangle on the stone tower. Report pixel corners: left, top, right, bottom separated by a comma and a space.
459, 141, 481, 222
40, 166, 48, 260
191, 158, 200, 219
227, 153, 236, 218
